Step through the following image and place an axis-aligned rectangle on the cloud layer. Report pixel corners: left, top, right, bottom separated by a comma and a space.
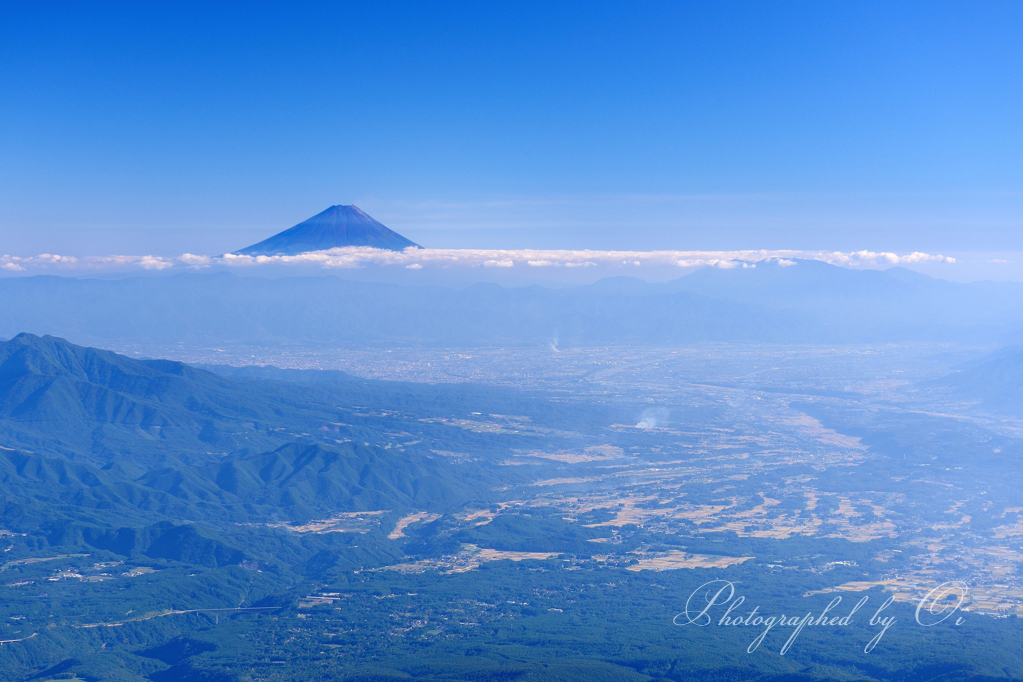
1, 247, 954, 273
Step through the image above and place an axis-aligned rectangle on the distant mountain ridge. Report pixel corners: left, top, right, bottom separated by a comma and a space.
2, 260, 1022, 349
935, 346, 1023, 415
234, 204, 420, 255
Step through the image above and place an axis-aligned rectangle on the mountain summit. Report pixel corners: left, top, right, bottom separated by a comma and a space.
234, 205, 420, 255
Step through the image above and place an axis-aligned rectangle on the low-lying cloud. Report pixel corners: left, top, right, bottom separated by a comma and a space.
1, 253, 176, 272
0, 247, 955, 273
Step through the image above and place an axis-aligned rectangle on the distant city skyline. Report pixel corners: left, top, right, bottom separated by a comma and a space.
2, 2, 1022, 276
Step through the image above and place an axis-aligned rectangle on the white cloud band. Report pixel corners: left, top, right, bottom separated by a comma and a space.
1, 247, 955, 273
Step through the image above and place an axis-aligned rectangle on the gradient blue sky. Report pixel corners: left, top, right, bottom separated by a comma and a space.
2, 1, 1022, 261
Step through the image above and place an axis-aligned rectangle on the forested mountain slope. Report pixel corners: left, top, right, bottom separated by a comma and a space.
0, 334, 582, 529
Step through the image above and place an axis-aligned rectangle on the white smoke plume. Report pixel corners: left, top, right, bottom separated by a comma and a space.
636, 407, 670, 429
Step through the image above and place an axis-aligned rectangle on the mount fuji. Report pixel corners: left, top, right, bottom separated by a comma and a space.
234, 205, 420, 255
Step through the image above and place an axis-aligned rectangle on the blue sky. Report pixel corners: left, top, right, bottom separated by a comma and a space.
2, 1, 1022, 262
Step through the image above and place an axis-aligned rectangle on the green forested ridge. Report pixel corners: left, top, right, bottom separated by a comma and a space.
0, 332, 320, 462
0, 333, 595, 529
0, 437, 499, 527
0, 333, 616, 467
